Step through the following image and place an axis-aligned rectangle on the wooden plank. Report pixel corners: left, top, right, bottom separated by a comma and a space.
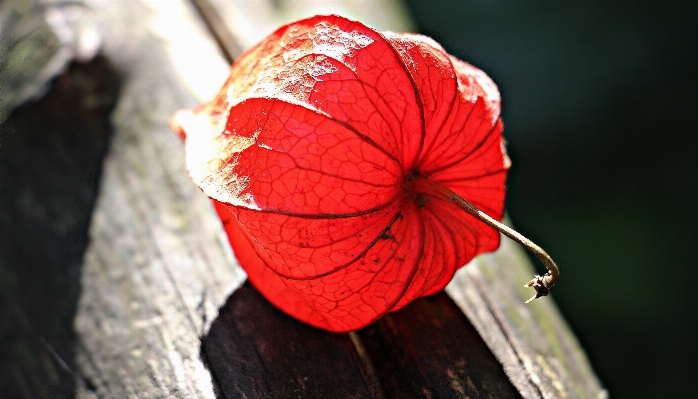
69, 1, 241, 397
357, 292, 522, 398
201, 282, 381, 398
446, 234, 608, 399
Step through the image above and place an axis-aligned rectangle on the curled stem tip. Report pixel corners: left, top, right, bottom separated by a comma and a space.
413, 178, 560, 303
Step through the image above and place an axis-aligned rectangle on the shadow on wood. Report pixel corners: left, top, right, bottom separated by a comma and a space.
200, 281, 520, 398
358, 293, 522, 398
200, 282, 379, 398
0, 56, 121, 398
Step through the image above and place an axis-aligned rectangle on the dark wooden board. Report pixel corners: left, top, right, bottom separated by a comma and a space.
200, 281, 521, 399
358, 293, 522, 399
0, 56, 119, 398
201, 282, 380, 398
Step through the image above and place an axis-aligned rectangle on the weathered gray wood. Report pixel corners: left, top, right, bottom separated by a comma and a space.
71, 1, 243, 397
446, 233, 608, 399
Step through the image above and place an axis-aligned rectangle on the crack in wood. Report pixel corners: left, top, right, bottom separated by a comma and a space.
348, 331, 387, 399
189, 0, 243, 64
470, 271, 546, 399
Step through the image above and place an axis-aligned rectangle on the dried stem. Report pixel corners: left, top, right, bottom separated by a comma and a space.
412, 178, 560, 303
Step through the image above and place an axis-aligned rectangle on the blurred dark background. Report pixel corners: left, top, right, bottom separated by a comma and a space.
403, 1, 697, 398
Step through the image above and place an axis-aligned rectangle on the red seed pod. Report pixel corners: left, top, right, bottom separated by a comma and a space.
172, 15, 513, 332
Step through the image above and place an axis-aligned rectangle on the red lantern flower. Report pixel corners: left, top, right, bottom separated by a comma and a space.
171, 15, 557, 332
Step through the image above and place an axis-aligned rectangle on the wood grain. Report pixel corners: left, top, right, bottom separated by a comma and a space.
447, 233, 607, 399
71, 1, 242, 397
